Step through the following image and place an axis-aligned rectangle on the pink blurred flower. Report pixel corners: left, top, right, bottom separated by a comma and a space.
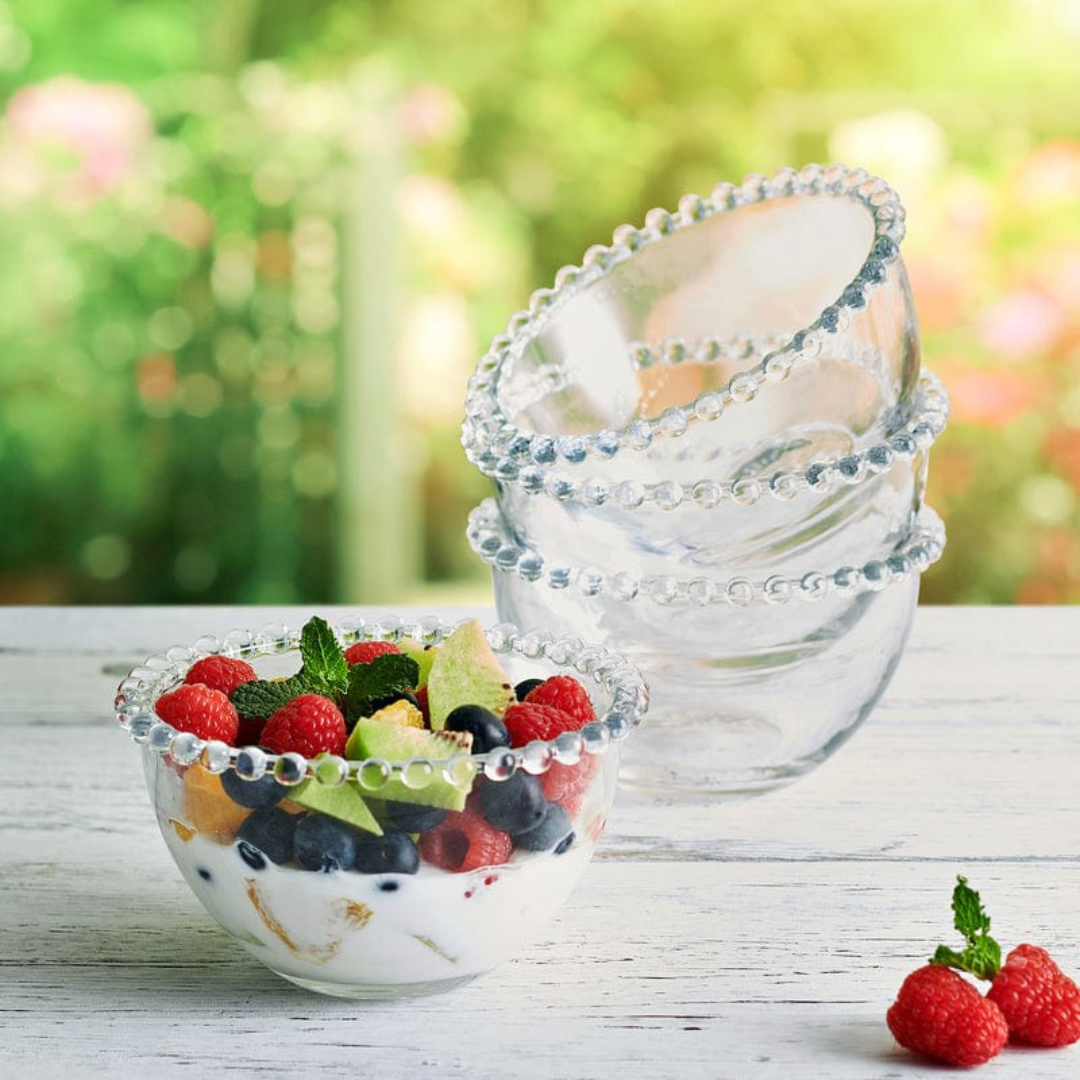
1012, 138, 1080, 208
937, 362, 1041, 428
3, 76, 152, 202
975, 288, 1063, 361
398, 84, 465, 144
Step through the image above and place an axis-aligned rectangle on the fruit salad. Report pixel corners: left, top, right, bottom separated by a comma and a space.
139, 617, 626, 996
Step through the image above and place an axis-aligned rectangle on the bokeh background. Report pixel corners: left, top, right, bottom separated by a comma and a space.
2, 0, 1079, 605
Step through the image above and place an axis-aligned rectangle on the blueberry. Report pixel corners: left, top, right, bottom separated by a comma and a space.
478, 772, 547, 835
381, 800, 447, 834
236, 806, 297, 866
221, 768, 286, 809
514, 801, 574, 853
237, 841, 266, 871
444, 704, 511, 754
514, 678, 544, 701
353, 830, 420, 875
293, 813, 358, 872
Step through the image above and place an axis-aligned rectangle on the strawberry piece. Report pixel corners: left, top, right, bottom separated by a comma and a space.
260, 694, 346, 758
987, 944, 1080, 1046
502, 701, 578, 747
184, 655, 257, 697
524, 675, 596, 727
344, 641, 401, 667
887, 964, 1008, 1067
156, 683, 240, 744
418, 810, 512, 873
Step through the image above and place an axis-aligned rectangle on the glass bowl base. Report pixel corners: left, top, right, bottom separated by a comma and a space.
269, 968, 487, 1000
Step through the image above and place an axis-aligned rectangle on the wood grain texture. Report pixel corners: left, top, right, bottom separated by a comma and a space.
1, 605, 1078, 1079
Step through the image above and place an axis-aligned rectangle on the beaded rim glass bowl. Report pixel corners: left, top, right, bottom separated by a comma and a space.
115, 616, 649, 1000
115, 615, 648, 785
489, 367, 947, 514
469, 500, 945, 608
462, 163, 915, 481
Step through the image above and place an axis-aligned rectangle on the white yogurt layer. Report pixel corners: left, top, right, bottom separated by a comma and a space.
162, 825, 594, 987
148, 749, 608, 990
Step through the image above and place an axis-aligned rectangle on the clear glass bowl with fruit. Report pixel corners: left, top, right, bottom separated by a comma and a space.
114, 615, 648, 1000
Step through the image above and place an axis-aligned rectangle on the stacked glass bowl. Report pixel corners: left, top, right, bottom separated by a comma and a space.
462, 164, 948, 797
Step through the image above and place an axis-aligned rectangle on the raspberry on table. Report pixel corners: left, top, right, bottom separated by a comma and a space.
502, 701, 579, 747
184, 655, 257, 697
887, 964, 1009, 1067
260, 694, 346, 758
987, 943, 1080, 1047
344, 641, 401, 667
418, 809, 512, 873
524, 675, 596, 727
156, 683, 240, 744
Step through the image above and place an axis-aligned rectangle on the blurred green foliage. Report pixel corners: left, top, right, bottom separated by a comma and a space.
1, 0, 1079, 602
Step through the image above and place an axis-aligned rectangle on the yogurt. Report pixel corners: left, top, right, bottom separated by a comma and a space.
148, 754, 605, 993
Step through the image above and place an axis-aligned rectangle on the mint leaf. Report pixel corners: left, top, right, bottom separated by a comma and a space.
346, 653, 420, 725
930, 876, 1002, 980
299, 616, 348, 693
231, 674, 312, 720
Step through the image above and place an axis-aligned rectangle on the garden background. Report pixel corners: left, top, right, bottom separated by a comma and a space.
2, 0, 1079, 605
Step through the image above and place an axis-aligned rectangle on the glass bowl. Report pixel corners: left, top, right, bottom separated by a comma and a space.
473, 505, 945, 796
490, 369, 947, 583
114, 616, 648, 1000
462, 164, 919, 493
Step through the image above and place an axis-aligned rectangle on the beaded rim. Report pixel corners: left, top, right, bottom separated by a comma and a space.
484, 368, 947, 510
469, 500, 945, 607
114, 616, 649, 793
462, 163, 908, 471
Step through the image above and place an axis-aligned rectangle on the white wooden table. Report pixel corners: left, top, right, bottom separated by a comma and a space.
2, 605, 1078, 1079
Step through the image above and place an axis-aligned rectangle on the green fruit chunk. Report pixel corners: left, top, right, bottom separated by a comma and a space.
343, 700, 424, 760
349, 717, 475, 811
426, 620, 515, 731
288, 777, 383, 837
398, 638, 438, 688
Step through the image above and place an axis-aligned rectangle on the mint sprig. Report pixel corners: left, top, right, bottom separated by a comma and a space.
231, 673, 313, 720
229, 616, 350, 720
298, 616, 349, 695
931, 875, 1002, 980
346, 653, 420, 725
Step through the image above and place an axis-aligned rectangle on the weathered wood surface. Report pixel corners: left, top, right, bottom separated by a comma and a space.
1, 605, 1078, 1079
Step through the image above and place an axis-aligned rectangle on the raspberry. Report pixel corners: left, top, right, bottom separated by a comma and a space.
987, 944, 1080, 1047
260, 694, 346, 758
344, 641, 401, 667
502, 701, 578, 747
524, 675, 596, 727
887, 964, 1008, 1067
184, 655, 257, 697
155, 683, 240, 744
418, 810, 512, 873
540, 757, 598, 816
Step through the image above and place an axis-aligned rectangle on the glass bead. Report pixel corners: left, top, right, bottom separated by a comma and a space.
357, 760, 391, 791
273, 753, 307, 786
725, 578, 755, 606
654, 481, 685, 510
483, 750, 518, 781
692, 480, 723, 508
694, 391, 724, 422
236, 747, 269, 780
170, 733, 204, 766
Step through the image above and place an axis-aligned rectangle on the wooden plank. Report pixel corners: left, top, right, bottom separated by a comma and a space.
2, 606, 1079, 1078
